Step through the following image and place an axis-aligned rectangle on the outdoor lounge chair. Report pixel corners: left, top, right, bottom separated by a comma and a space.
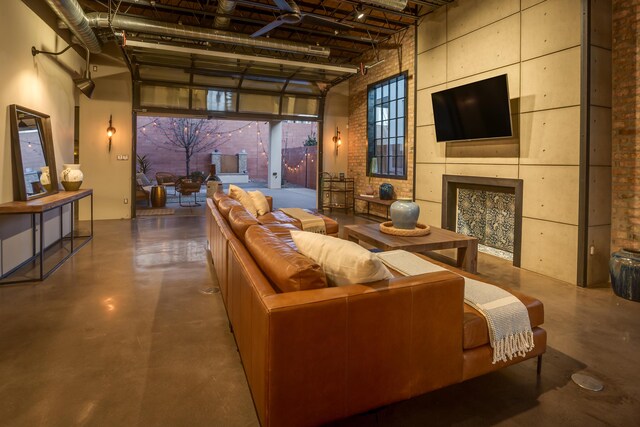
156, 172, 177, 195
175, 177, 203, 207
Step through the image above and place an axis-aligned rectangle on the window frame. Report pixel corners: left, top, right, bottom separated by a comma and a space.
366, 71, 408, 180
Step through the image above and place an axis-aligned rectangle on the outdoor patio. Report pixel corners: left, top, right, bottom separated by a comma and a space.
136, 183, 317, 217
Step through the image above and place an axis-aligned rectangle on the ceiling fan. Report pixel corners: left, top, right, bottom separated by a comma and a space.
251, 0, 353, 38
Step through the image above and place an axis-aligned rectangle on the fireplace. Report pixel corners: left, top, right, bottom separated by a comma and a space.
441, 175, 523, 266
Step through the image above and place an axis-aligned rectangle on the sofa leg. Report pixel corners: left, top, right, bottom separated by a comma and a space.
536, 354, 542, 376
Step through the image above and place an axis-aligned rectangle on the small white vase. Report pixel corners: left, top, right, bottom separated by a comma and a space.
60, 163, 83, 191
40, 166, 52, 192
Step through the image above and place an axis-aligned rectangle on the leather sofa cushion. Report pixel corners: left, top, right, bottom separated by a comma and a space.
228, 206, 259, 243
258, 210, 339, 235
463, 289, 544, 350
245, 225, 328, 293
212, 190, 228, 207
261, 223, 300, 250
218, 197, 244, 219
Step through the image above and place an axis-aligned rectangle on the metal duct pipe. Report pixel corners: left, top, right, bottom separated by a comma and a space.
358, 0, 408, 11
214, 0, 237, 29
44, 0, 101, 53
86, 13, 330, 57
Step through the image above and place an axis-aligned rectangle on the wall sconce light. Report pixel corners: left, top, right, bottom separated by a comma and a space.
32, 44, 95, 98
106, 115, 116, 152
332, 127, 342, 155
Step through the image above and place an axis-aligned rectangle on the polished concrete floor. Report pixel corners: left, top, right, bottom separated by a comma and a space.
0, 214, 638, 426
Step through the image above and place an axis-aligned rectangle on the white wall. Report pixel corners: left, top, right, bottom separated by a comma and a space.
322, 81, 349, 175
0, 2, 82, 275
78, 72, 133, 220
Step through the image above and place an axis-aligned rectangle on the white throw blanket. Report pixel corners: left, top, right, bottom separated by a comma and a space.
376, 250, 534, 364
279, 208, 326, 234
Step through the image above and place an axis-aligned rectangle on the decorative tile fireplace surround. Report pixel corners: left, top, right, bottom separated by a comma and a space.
441, 175, 523, 267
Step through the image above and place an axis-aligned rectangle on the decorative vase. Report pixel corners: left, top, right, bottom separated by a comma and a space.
379, 183, 394, 200
60, 163, 83, 191
363, 184, 375, 195
391, 198, 420, 229
609, 248, 640, 302
40, 166, 52, 192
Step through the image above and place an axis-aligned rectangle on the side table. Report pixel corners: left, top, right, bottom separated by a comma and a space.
150, 186, 167, 207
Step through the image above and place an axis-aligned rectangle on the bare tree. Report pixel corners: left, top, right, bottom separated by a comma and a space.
150, 118, 229, 176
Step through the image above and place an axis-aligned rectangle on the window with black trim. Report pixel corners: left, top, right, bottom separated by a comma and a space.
367, 72, 407, 179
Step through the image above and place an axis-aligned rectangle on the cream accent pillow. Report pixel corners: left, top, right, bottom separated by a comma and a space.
228, 184, 258, 217
249, 190, 270, 216
290, 230, 393, 286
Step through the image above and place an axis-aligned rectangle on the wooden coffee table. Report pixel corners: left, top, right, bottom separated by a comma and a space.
344, 223, 478, 273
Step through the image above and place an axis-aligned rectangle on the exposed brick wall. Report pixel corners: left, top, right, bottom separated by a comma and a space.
348, 27, 415, 216
136, 117, 316, 184
611, 0, 640, 251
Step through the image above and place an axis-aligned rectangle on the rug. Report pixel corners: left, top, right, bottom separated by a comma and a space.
137, 208, 175, 216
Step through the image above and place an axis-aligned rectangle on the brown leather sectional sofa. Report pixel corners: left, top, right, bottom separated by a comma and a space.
206, 193, 547, 427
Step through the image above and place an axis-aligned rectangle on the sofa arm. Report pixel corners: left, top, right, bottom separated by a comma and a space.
265, 195, 273, 212
259, 271, 464, 427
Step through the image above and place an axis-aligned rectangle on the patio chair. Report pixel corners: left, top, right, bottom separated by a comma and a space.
136, 184, 150, 206
156, 172, 178, 195
175, 176, 203, 207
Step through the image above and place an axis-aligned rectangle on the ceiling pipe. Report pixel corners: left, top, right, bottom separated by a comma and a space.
357, 0, 409, 11
85, 12, 330, 57
214, 0, 238, 29
44, 0, 101, 54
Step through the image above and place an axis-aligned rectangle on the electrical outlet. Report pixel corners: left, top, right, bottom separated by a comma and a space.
116, 154, 129, 161
589, 245, 595, 255
124, 198, 129, 204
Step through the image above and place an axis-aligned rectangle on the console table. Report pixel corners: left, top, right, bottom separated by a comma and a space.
354, 195, 395, 220
0, 189, 93, 285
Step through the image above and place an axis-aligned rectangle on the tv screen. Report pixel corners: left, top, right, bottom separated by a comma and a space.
431, 74, 512, 142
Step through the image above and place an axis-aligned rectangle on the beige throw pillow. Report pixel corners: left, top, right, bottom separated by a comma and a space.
249, 190, 270, 216
228, 184, 258, 217
290, 230, 393, 286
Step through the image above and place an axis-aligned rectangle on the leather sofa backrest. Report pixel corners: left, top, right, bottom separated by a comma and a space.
218, 197, 244, 219
228, 206, 260, 243
212, 190, 227, 207
244, 225, 328, 293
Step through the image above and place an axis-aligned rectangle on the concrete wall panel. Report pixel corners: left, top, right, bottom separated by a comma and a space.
590, 106, 612, 166
520, 106, 581, 165
416, 84, 445, 126
445, 163, 519, 179
416, 125, 446, 163
521, 47, 581, 112
521, 217, 578, 284
521, 0, 581, 60
591, 0, 613, 48
589, 166, 612, 226
447, 14, 520, 81
419, 6, 447, 52
416, 199, 442, 228
520, 165, 580, 225
446, 0, 520, 40
418, 46, 447, 89
591, 46, 612, 108
587, 224, 611, 286
415, 163, 445, 202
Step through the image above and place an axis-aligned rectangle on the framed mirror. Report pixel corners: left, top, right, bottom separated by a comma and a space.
9, 105, 58, 201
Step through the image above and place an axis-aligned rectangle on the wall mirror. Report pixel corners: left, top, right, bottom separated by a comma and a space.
9, 105, 58, 201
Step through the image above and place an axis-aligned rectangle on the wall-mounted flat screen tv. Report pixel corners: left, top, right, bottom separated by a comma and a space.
431, 74, 512, 142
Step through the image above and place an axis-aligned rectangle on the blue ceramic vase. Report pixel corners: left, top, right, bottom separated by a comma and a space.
379, 183, 394, 200
390, 199, 420, 229
609, 249, 640, 302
